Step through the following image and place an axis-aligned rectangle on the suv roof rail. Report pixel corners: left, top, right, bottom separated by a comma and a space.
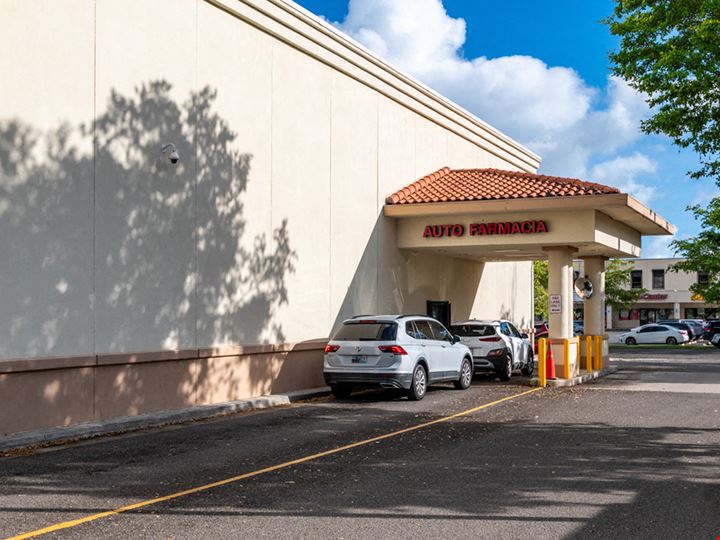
350, 314, 376, 319
396, 314, 428, 319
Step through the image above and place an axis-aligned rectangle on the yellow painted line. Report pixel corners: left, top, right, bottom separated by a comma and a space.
7, 387, 543, 540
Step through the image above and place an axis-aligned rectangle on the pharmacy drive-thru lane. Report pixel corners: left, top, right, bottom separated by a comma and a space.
2, 351, 720, 540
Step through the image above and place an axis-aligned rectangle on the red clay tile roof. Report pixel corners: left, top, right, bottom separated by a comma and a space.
385, 167, 620, 204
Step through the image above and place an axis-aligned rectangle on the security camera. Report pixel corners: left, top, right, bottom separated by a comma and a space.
161, 143, 179, 164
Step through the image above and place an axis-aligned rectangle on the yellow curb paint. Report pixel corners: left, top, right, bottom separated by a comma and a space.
7, 387, 544, 540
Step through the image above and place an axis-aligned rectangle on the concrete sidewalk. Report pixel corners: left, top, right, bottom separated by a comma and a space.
0, 387, 330, 454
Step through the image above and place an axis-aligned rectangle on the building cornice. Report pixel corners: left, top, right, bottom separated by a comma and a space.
205, 0, 542, 172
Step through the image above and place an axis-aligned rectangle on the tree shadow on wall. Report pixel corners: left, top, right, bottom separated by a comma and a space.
0, 81, 296, 421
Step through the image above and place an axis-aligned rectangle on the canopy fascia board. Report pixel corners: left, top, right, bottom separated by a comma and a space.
384, 193, 675, 236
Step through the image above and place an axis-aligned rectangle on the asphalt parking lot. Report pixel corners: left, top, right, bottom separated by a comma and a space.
2, 348, 720, 540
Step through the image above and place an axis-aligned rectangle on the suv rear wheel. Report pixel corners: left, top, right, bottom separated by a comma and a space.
407, 364, 427, 401
498, 356, 512, 382
453, 358, 472, 390
521, 348, 534, 376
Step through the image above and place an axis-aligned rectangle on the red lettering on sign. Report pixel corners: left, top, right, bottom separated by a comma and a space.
423, 220, 549, 238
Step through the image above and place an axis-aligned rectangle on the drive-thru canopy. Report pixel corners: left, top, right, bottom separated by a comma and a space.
384, 167, 675, 375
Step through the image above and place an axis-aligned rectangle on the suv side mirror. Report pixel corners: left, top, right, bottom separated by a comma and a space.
452, 334, 461, 344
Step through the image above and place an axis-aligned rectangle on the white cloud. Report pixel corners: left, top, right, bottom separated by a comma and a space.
692, 184, 720, 206
336, 0, 652, 178
644, 235, 680, 259
589, 153, 658, 203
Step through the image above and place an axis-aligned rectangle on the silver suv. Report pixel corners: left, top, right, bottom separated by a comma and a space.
450, 320, 534, 381
323, 315, 473, 400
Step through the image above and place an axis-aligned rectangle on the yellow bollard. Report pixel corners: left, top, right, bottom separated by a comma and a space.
563, 338, 570, 379
576, 339, 581, 374
586, 335, 593, 373
594, 335, 603, 370
538, 338, 547, 387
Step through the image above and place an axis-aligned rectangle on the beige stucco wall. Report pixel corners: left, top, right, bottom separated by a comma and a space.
0, 0, 537, 361
0, 344, 326, 435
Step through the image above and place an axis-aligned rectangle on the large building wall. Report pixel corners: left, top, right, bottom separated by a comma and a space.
0, 0, 538, 360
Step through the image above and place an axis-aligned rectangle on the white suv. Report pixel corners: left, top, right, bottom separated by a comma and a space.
450, 320, 534, 381
323, 315, 473, 400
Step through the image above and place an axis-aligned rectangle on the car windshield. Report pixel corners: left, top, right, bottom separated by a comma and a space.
450, 324, 496, 337
333, 322, 398, 341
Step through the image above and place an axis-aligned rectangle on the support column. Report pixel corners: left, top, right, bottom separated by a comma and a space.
582, 256, 607, 337
583, 256, 609, 361
545, 247, 577, 377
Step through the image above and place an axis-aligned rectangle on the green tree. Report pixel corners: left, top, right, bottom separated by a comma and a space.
607, 0, 720, 181
670, 199, 720, 303
533, 260, 548, 320
605, 259, 646, 312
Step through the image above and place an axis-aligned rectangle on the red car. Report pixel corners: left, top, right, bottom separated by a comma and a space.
533, 322, 548, 352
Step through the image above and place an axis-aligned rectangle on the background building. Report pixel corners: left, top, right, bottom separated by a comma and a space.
609, 258, 718, 328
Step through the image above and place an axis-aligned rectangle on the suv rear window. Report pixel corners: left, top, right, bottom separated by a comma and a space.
333, 322, 398, 341
450, 324, 496, 337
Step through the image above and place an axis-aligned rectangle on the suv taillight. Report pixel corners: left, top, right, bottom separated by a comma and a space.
378, 345, 408, 355
324, 344, 340, 353
480, 336, 502, 342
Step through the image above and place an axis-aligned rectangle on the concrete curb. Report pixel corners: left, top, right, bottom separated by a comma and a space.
530, 365, 619, 388
0, 386, 331, 453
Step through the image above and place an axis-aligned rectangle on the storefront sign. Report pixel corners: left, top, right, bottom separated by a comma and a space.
639, 293, 668, 300
549, 294, 562, 314
422, 220, 548, 238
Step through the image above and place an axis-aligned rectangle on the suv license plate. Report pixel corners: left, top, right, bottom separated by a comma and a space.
351, 355, 367, 364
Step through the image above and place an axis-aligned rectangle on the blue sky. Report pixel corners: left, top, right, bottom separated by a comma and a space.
294, 0, 709, 257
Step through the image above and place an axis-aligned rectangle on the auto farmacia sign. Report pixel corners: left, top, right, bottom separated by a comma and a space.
422, 220, 548, 238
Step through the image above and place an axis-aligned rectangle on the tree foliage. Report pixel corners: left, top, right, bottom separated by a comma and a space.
670, 198, 720, 303
607, 0, 720, 180
605, 259, 646, 312
533, 260, 548, 320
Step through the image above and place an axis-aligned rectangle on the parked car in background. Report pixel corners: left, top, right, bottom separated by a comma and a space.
657, 320, 697, 340
533, 322, 548, 352
618, 324, 689, 345
680, 319, 705, 340
323, 315, 473, 401
702, 320, 720, 342
573, 320, 584, 335
450, 320, 534, 381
